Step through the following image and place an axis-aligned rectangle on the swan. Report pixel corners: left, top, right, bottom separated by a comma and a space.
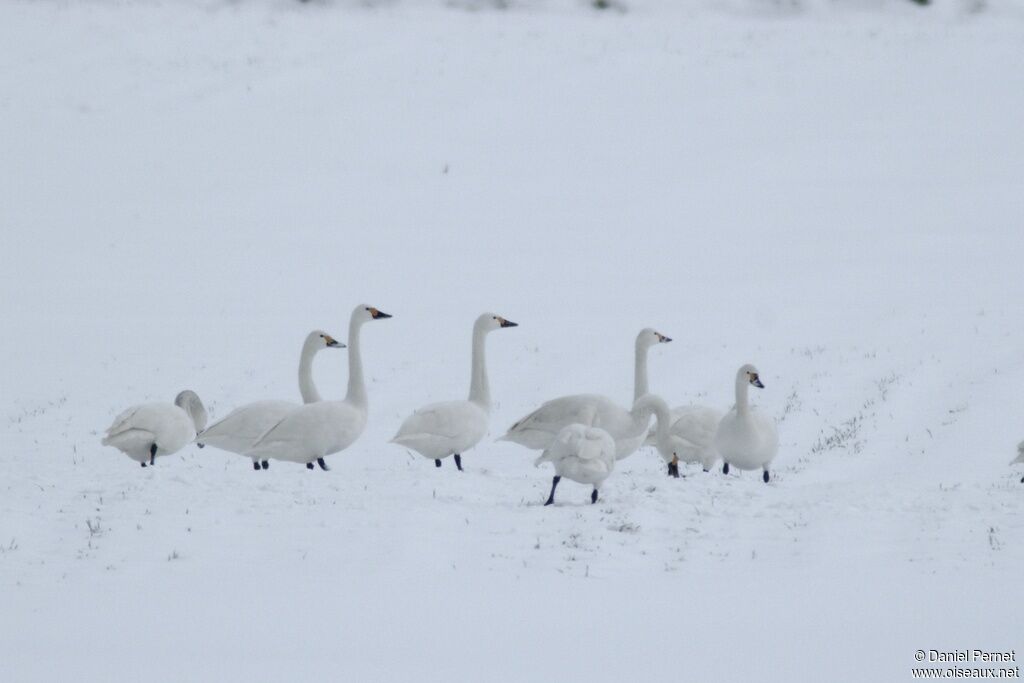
1012, 442, 1024, 483
534, 424, 616, 505
246, 304, 391, 470
634, 394, 722, 477
391, 313, 518, 472
196, 330, 344, 470
714, 364, 778, 483
101, 390, 208, 467
500, 327, 671, 458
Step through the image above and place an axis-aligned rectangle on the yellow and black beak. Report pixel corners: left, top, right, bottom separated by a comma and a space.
750, 373, 765, 389
656, 332, 672, 343
370, 308, 392, 320
324, 335, 345, 348
499, 317, 518, 328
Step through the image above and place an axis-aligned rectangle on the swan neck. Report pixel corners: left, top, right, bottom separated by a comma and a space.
735, 373, 750, 416
345, 318, 367, 409
634, 341, 649, 401
468, 325, 491, 409
298, 341, 321, 403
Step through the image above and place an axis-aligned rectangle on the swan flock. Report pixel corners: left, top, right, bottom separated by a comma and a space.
103, 305, 790, 504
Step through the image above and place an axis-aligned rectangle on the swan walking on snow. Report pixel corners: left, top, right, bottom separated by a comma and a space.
196, 330, 344, 470
391, 313, 518, 472
534, 424, 616, 505
246, 305, 391, 471
500, 328, 671, 459
102, 390, 208, 467
714, 364, 778, 483
635, 394, 721, 477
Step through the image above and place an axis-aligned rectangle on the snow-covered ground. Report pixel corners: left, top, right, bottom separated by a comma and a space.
2, 1, 1023, 681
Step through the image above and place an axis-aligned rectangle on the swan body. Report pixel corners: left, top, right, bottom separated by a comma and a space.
247, 305, 391, 469
196, 330, 343, 469
501, 328, 670, 459
534, 424, 616, 505
714, 364, 778, 482
391, 313, 517, 471
635, 395, 722, 476
102, 390, 207, 467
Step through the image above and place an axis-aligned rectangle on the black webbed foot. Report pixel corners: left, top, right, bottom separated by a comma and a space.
317, 458, 329, 471
261, 460, 269, 470
591, 488, 598, 504
149, 443, 157, 466
763, 470, 770, 483
306, 462, 314, 470
454, 454, 463, 471
435, 459, 442, 468
723, 462, 730, 475
252, 461, 260, 471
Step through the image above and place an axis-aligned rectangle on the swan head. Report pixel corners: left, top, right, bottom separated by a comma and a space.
476, 313, 518, 333
637, 327, 672, 349
353, 304, 393, 324
739, 364, 765, 389
174, 390, 208, 432
305, 329, 345, 350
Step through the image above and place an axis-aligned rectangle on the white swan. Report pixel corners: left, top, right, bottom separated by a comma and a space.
1011, 442, 1024, 483
634, 394, 722, 477
534, 424, 616, 505
101, 390, 208, 467
196, 330, 344, 470
714, 364, 779, 483
247, 305, 391, 470
391, 313, 518, 472
500, 327, 671, 458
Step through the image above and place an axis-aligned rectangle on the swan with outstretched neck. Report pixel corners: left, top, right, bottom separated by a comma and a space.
391, 313, 518, 471
196, 330, 344, 470
102, 390, 208, 467
714, 364, 779, 483
247, 305, 391, 470
500, 328, 671, 459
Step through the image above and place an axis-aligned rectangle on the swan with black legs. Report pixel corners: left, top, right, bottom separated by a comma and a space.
714, 364, 778, 483
102, 391, 208, 468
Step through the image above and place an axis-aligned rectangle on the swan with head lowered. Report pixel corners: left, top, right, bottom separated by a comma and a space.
196, 330, 344, 470
102, 390, 208, 467
634, 394, 720, 477
391, 313, 517, 472
246, 305, 391, 471
500, 327, 671, 459
534, 424, 616, 506
714, 364, 779, 483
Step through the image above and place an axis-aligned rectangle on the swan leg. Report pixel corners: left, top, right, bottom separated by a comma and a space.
434, 459, 442, 468
261, 460, 269, 470
306, 462, 314, 470
317, 457, 330, 471
453, 454, 463, 472
149, 443, 157, 466
140, 462, 147, 468
762, 469, 770, 483
544, 475, 561, 506
590, 488, 598, 504
197, 442, 205, 449
722, 462, 730, 475
1021, 475, 1024, 484
252, 461, 260, 471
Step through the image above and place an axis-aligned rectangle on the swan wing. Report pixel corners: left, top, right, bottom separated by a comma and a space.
197, 400, 297, 453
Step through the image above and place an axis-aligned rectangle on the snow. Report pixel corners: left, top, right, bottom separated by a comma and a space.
2, 1, 1023, 681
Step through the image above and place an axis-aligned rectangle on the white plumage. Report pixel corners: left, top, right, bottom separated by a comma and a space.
391, 313, 517, 471
635, 395, 722, 476
101, 390, 207, 467
500, 328, 671, 459
534, 424, 616, 505
247, 305, 390, 470
196, 330, 343, 470
714, 364, 779, 483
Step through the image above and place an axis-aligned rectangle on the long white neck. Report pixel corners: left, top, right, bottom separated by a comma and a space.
735, 370, 750, 417
633, 394, 671, 442
298, 338, 322, 403
468, 324, 491, 410
345, 315, 367, 409
634, 339, 650, 401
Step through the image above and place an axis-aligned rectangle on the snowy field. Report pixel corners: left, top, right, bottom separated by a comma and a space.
2, 1, 1023, 680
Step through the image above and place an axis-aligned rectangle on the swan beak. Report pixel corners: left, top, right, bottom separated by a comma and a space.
656, 333, 672, 343
499, 318, 518, 328
326, 338, 346, 349
750, 374, 765, 389
370, 308, 392, 319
